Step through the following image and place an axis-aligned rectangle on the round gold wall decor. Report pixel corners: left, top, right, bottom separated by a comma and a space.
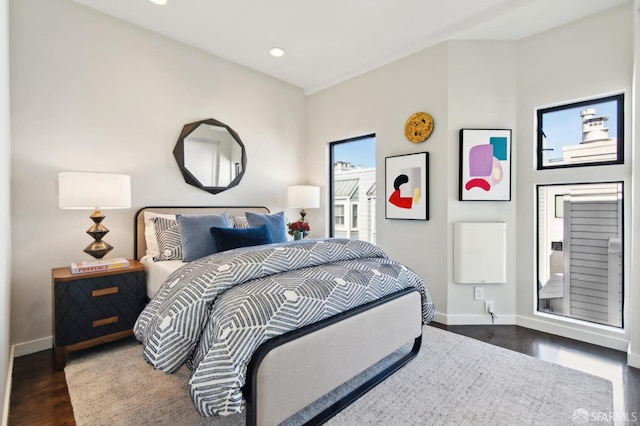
404, 112, 434, 143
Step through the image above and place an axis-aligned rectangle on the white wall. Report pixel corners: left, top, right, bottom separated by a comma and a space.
0, 0, 12, 418
446, 41, 517, 324
514, 4, 633, 350
308, 3, 637, 354
307, 41, 517, 324
9, 0, 306, 352
307, 43, 451, 320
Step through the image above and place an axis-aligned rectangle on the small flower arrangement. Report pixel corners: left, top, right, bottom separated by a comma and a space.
288, 220, 310, 237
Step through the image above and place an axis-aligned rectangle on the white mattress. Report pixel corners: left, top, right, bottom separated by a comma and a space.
141, 257, 185, 298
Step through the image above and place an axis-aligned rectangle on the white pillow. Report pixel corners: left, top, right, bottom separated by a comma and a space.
143, 211, 176, 258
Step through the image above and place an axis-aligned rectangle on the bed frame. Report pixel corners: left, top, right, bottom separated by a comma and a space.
134, 206, 423, 426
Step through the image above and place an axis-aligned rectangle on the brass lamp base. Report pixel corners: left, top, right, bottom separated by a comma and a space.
84, 210, 113, 260
83, 241, 113, 259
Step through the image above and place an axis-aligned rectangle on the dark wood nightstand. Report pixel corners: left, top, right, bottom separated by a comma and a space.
52, 260, 146, 369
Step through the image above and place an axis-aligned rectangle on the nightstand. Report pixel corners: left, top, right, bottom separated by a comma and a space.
52, 260, 146, 369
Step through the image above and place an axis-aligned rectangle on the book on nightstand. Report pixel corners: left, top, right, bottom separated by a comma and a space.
70, 257, 129, 274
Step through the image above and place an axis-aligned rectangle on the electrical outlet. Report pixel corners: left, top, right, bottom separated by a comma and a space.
485, 301, 495, 315
474, 286, 484, 300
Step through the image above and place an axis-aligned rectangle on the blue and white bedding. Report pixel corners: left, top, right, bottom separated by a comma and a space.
134, 238, 435, 417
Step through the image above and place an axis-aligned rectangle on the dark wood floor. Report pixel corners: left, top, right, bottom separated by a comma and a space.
8, 324, 640, 425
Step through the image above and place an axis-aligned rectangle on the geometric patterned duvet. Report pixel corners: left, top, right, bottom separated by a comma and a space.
134, 238, 435, 417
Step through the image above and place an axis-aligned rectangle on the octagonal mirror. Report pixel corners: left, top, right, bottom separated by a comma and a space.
173, 118, 247, 195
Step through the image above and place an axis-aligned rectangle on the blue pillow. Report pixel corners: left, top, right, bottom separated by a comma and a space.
176, 213, 230, 261
209, 225, 274, 252
245, 211, 288, 243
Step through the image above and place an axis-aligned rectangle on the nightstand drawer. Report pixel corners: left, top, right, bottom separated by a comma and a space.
54, 304, 140, 346
54, 271, 145, 314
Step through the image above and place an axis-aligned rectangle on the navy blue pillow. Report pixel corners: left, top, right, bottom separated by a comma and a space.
209, 225, 274, 252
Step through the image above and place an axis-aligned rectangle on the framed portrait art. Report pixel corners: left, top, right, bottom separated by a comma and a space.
385, 152, 429, 220
459, 129, 511, 201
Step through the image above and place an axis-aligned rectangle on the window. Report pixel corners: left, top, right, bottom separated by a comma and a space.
537, 182, 623, 328
351, 204, 358, 229
535, 93, 627, 331
329, 135, 376, 242
554, 195, 564, 218
536, 94, 623, 169
335, 204, 345, 226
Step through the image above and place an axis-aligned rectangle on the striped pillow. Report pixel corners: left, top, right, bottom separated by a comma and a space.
152, 217, 182, 261
233, 215, 249, 229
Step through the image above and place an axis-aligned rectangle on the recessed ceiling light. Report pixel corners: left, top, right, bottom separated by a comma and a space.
149, 0, 167, 5
270, 47, 285, 58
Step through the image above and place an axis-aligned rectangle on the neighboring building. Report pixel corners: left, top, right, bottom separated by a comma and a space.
333, 162, 376, 244
562, 108, 617, 164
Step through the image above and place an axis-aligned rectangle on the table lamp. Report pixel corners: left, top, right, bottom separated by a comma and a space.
288, 185, 320, 223
59, 172, 131, 259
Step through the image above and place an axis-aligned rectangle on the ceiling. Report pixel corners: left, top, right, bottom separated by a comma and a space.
73, 0, 629, 95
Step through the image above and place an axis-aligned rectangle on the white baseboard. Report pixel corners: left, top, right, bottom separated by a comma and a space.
628, 349, 640, 369
435, 313, 516, 325
516, 315, 628, 352
13, 336, 52, 358
432, 311, 447, 324
2, 345, 13, 426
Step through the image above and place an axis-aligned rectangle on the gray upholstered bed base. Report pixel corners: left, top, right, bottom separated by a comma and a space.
134, 207, 423, 426
245, 288, 423, 426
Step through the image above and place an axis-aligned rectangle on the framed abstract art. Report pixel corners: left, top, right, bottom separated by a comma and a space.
459, 129, 512, 201
385, 152, 429, 220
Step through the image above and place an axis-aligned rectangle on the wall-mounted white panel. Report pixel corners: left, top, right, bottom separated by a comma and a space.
453, 222, 506, 284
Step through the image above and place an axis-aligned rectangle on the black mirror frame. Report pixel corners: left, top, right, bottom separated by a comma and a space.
173, 118, 247, 195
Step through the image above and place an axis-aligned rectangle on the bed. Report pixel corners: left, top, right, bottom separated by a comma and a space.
133, 206, 435, 426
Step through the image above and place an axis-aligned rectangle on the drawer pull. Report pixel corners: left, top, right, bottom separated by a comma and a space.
92, 287, 119, 297
93, 316, 118, 327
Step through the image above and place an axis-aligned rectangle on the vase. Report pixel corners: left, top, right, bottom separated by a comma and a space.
293, 230, 303, 240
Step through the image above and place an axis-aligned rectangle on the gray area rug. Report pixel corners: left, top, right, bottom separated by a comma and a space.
65, 326, 613, 425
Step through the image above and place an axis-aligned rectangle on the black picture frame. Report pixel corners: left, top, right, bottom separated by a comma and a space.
385, 152, 429, 220
459, 128, 512, 201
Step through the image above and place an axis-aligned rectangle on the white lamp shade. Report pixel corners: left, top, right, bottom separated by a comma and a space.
288, 185, 320, 209
59, 172, 131, 209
